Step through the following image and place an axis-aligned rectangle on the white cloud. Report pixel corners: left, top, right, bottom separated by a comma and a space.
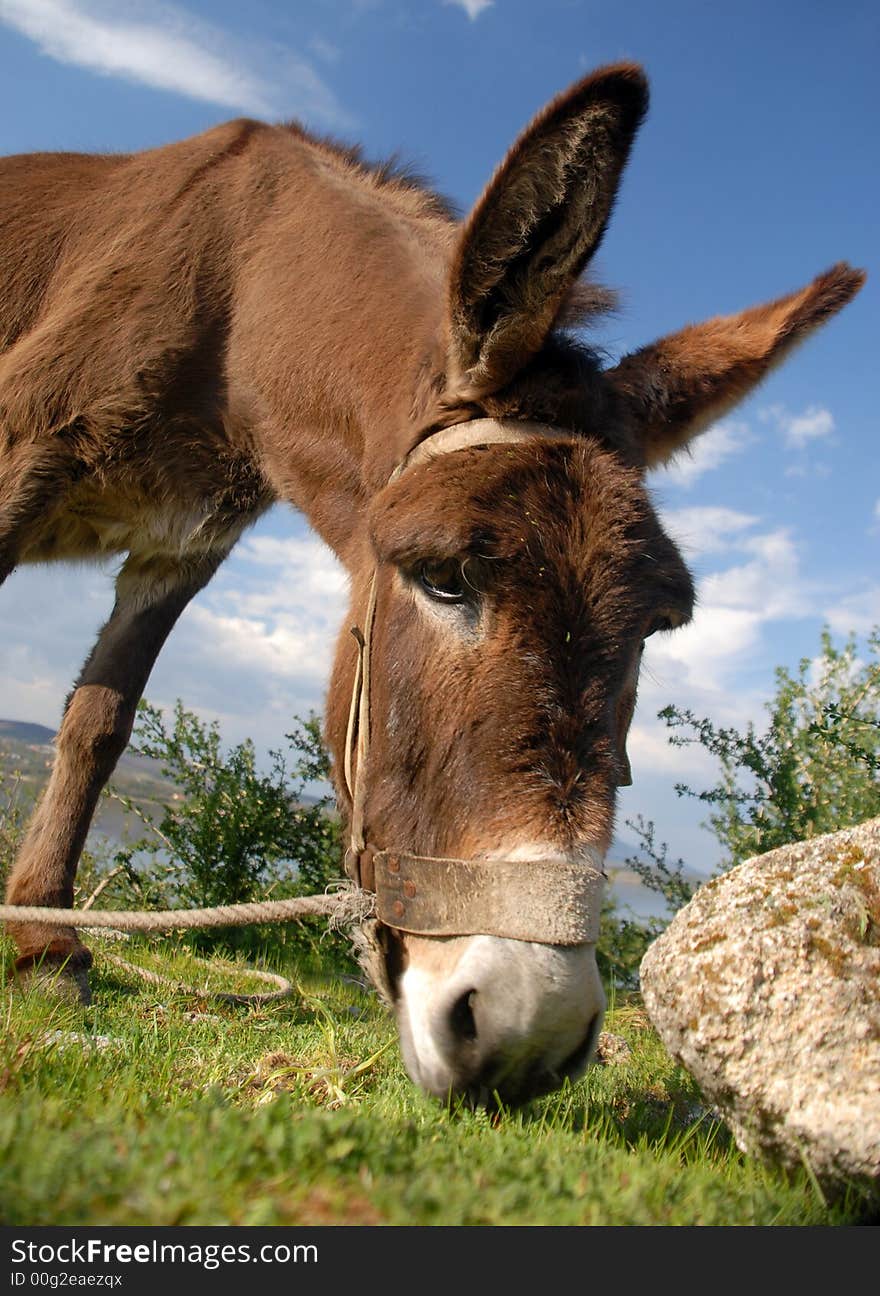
229, 534, 349, 614
650, 420, 751, 489
0, 564, 114, 728
761, 402, 836, 450
784, 407, 835, 448
659, 506, 758, 557
0, 0, 351, 125
625, 717, 719, 781
638, 528, 809, 695
0, 517, 352, 752
642, 605, 765, 697
700, 529, 807, 620
444, 0, 494, 19
190, 532, 351, 686
824, 586, 880, 638
0, 643, 76, 731
184, 605, 339, 686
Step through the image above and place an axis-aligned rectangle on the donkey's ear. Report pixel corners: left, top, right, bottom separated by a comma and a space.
606, 263, 866, 469
445, 63, 648, 399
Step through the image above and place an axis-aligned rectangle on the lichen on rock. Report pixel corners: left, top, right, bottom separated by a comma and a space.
639, 817, 880, 1201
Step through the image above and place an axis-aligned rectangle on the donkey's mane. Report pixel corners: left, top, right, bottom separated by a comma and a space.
280, 120, 460, 222
280, 121, 618, 335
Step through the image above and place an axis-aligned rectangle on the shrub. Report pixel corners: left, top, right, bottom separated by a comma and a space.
108, 702, 353, 969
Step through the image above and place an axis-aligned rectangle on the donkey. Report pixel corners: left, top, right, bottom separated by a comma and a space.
0, 62, 863, 1105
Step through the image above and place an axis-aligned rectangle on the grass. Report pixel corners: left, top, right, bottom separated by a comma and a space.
1, 932, 874, 1227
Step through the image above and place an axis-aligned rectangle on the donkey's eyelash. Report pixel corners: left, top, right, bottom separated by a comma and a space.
461, 559, 482, 594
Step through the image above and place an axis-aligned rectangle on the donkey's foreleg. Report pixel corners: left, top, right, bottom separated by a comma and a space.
0, 440, 84, 587
5, 554, 222, 999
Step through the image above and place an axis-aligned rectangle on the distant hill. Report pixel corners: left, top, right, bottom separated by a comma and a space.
0, 719, 55, 747
0, 716, 181, 847
0, 717, 170, 778
606, 837, 640, 866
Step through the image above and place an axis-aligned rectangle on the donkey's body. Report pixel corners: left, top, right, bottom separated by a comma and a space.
0, 117, 456, 572
1, 117, 458, 980
1, 65, 862, 1104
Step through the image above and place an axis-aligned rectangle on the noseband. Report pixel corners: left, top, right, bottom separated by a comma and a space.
342, 418, 606, 947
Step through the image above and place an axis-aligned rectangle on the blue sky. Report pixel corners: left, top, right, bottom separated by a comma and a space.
0, 0, 876, 872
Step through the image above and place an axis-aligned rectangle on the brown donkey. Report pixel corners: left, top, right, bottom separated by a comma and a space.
0, 63, 863, 1104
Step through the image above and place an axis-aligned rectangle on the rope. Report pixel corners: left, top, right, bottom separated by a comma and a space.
0, 888, 375, 932
101, 952, 296, 1007
2, 888, 376, 1006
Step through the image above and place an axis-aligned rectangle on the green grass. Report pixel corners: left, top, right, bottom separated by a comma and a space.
0, 934, 873, 1226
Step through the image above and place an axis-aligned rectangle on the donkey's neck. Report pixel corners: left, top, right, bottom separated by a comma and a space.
231, 131, 457, 564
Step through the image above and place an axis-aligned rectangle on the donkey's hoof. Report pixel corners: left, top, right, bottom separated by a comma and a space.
17, 962, 93, 1006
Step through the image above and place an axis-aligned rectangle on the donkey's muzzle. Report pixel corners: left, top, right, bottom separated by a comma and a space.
395, 933, 606, 1107
436, 985, 603, 1108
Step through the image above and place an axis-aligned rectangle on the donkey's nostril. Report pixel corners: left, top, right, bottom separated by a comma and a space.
449, 988, 478, 1043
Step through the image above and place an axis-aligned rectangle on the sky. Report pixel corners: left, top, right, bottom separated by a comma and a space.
0, 0, 876, 873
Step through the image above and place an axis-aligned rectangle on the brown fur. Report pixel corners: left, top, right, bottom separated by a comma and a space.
0, 63, 863, 995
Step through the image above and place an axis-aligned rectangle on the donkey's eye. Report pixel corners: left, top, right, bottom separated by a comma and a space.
418, 559, 467, 603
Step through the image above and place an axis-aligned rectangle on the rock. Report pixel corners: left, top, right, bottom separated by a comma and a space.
640, 818, 880, 1200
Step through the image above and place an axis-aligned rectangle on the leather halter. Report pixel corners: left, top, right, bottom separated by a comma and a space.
342, 418, 606, 946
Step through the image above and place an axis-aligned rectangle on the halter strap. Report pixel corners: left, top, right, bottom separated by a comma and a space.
390, 416, 578, 479
342, 417, 606, 947
373, 851, 604, 945
343, 572, 378, 859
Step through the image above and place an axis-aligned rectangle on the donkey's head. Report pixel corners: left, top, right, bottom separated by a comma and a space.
327, 64, 863, 1105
